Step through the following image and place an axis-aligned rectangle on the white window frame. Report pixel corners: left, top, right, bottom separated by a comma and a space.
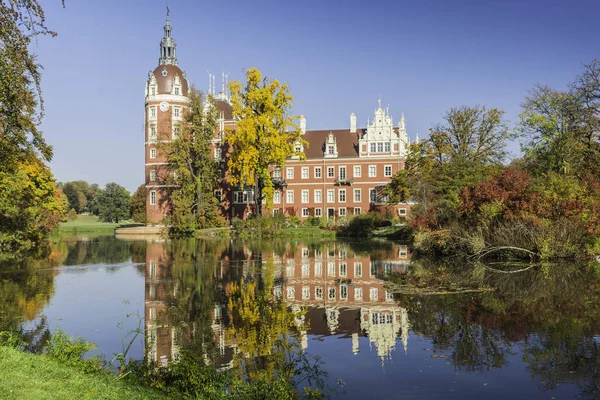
327, 166, 335, 178
302, 286, 310, 300
286, 167, 294, 179
302, 189, 309, 204
173, 126, 180, 139
314, 166, 322, 179
355, 287, 363, 300
339, 262, 347, 277
314, 262, 322, 277
150, 107, 156, 118
339, 207, 346, 217
214, 148, 222, 160
369, 188, 377, 202
301, 167, 309, 179
302, 208, 309, 217
369, 165, 377, 177
286, 190, 294, 204
150, 148, 156, 159
273, 191, 281, 204
354, 188, 361, 202
328, 287, 336, 300
384, 165, 392, 177
327, 189, 335, 203
340, 284, 348, 300
370, 287, 378, 301
354, 262, 362, 277
370, 143, 376, 152
287, 287, 295, 300
314, 189, 322, 203
339, 166, 347, 180
150, 190, 156, 205
385, 142, 391, 152
173, 108, 181, 118
315, 208, 322, 217
338, 189, 346, 203
354, 207, 361, 215
315, 286, 323, 299
354, 165, 361, 178
150, 169, 156, 182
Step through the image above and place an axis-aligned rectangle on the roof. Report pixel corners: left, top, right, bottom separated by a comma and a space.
152, 64, 189, 96
214, 100, 233, 120
302, 129, 364, 159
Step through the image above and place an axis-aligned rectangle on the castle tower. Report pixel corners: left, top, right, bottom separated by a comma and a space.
144, 9, 190, 224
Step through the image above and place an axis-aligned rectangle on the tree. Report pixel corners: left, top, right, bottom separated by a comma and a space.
130, 184, 146, 223
163, 89, 223, 232
97, 183, 130, 223
0, 1, 64, 249
62, 181, 89, 213
226, 68, 306, 216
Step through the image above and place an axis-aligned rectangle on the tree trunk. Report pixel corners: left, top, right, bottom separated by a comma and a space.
255, 176, 263, 217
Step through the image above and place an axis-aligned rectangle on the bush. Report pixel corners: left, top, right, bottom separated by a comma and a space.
46, 329, 104, 373
67, 208, 78, 221
338, 212, 392, 237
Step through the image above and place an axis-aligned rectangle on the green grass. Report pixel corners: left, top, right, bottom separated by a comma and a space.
53, 215, 143, 237
0, 346, 164, 400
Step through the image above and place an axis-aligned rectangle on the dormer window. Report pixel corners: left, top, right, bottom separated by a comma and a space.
324, 132, 338, 158
328, 145, 335, 155
174, 87, 180, 95
151, 86, 156, 96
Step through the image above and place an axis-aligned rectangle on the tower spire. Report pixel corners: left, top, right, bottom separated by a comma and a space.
159, 7, 178, 66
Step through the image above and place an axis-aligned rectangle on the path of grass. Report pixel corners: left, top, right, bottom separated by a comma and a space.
0, 346, 164, 400
53, 215, 143, 237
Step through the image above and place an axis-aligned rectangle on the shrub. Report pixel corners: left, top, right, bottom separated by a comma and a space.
67, 208, 78, 221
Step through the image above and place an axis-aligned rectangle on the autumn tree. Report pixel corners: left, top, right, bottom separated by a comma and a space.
0, 1, 65, 249
97, 183, 130, 223
226, 68, 306, 216
130, 184, 146, 223
163, 89, 223, 232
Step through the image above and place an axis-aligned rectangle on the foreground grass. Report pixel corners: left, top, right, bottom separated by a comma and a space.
53, 215, 143, 237
0, 346, 164, 400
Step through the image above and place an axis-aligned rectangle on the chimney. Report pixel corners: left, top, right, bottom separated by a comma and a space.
299, 115, 306, 135
350, 113, 357, 133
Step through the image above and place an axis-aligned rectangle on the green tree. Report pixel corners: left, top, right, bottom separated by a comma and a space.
97, 183, 130, 223
130, 184, 146, 223
62, 181, 89, 213
86, 183, 102, 215
226, 68, 306, 216
163, 89, 222, 232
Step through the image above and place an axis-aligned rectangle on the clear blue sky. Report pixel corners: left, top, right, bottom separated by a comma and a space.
35, 0, 600, 192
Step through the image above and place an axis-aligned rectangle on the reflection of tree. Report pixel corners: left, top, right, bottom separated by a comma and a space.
391, 258, 600, 396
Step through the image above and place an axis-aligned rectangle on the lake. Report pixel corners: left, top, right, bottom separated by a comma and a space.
1, 235, 599, 399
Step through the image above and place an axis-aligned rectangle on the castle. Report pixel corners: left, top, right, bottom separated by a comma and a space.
144, 11, 414, 224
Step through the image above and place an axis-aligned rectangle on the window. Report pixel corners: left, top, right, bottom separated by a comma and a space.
287, 287, 295, 300
302, 190, 309, 203
340, 262, 347, 277
173, 126, 180, 138
328, 287, 336, 300
339, 207, 346, 217
340, 284, 348, 300
339, 166, 346, 180
327, 166, 335, 178
302, 287, 310, 300
370, 189, 377, 202
214, 148, 222, 160
355, 288, 363, 300
286, 190, 294, 203
149, 260, 156, 278
233, 192, 243, 203
328, 145, 335, 155
150, 148, 156, 159
286, 167, 294, 179
301, 167, 309, 179
286, 265, 294, 277
150, 125, 157, 139
174, 108, 180, 117
150, 170, 156, 182
386, 291, 394, 301
369, 165, 376, 177
295, 144, 301, 153
327, 190, 335, 203
234, 191, 254, 203
370, 143, 376, 152
150, 191, 156, 205
314, 167, 322, 178
174, 86, 180, 95
328, 262, 335, 276
214, 190, 222, 201
385, 142, 391, 152
314, 189, 322, 203
151, 86, 156, 96
354, 207, 361, 215
273, 167, 281, 178
314, 262, 322, 277
377, 142, 383, 152
315, 208, 322, 217
149, 308, 156, 321
338, 189, 346, 202
315, 249, 322, 258
370, 288, 378, 301
354, 262, 362, 277
384, 165, 392, 177
354, 166, 361, 178
315, 287, 323, 299
302, 208, 309, 217
354, 189, 361, 202
399, 208, 407, 215
150, 107, 156, 118
273, 191, 281, 204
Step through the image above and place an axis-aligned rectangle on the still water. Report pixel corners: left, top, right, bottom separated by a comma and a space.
1, 235, 600, 399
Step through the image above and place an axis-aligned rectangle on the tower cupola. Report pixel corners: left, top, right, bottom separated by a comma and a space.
159, 7, 178, 66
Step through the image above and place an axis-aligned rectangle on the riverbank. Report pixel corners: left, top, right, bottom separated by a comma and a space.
0, 346, 163, 400
53, 215, 144, 237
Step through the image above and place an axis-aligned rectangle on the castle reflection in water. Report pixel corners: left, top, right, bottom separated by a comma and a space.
143, 240, 411, 370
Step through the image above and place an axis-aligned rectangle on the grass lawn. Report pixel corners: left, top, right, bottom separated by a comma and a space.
54, 215, 143, 237
0, 347, 164, 400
